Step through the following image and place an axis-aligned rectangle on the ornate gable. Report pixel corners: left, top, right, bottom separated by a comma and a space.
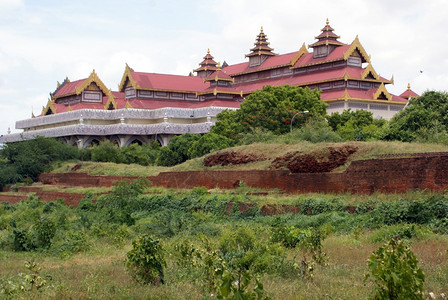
290, 43, 309, 66
118, 64, 140, 92
75, 70, 112, 97
42, 98, 57, 115
361, 64, 379, 80
343, 36, 370, 63
373, 83, 392, 101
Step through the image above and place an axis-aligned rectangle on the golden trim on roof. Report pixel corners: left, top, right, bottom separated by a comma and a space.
196, 89, 243, 96
343, 36, 370, 63
103, 97, 117, 110
290, 43, 309, 66
75, 70, 110, 96
373, 83, 392, 101
361, 64, 379, 80
67, 105, 72, 112
42, 98, 57, 115
342, 90, 350, 101
125, 100, 133, 109
118, 64, 141, 92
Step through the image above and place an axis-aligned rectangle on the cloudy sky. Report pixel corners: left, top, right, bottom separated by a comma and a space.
1, 0, 447, 135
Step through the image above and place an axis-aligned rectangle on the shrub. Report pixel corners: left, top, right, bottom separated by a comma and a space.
188, 133, 234, 158
364, 238, 425, 299
90, 141, 123, 163
125, 234, 166, 285
33, 217, 56, 249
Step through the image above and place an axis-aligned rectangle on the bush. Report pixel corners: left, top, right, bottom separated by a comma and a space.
188, 133, 234, 158
0, 137, 79, 183
365, 238, 425, 299
90, 141, 123, 163
126, 234, 166, 285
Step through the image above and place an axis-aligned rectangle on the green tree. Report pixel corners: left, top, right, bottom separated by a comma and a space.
0, 137, 79, 183
126, 234, 166, 285
91, 141, 123, 163
188, 133, 234, 158
156, 133, 200, 166
327, 109, 385, 141
382, 91, 448, 142
120, 142, 160, 166
364, 238, 425, 300
211, 85, 326, 141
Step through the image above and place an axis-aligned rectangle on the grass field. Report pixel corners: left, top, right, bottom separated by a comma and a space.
2, 140, 448, 299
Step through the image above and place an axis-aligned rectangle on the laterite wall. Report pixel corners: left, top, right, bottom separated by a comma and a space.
38, 153, 448, 194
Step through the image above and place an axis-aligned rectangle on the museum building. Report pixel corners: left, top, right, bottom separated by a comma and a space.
0, 20, 418, 147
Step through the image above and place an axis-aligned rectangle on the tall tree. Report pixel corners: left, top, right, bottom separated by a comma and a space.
211, 85, 326, 141
382, 91, 448, 142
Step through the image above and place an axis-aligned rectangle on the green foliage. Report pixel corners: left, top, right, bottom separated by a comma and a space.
211, 85, 326, 141
188, 133, 234, 158
0, 137, 79, 185
156, 133, 200, 166
217, 269, 270, 300
120, 142, 160, 165
383, 91, 448, 142
293, 117, 343, 143
328, 109, 385, 141
364, 238, 425, 300
91, 141, 123, 163
97, 178, 150, 225
0, 260, 52, 297
33, 217, 56, 249
52, 230, 90, 258
126, 234, 166, 285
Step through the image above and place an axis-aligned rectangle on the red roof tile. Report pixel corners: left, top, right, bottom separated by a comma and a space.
399, 89, 419, 99
224, 51, 297, 75
53, 79, 85, 98
293, 45, 349, 67
131, 72, 209, 92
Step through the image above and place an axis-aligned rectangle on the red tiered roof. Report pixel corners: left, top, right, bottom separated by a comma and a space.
399, 83, 419, 99
194, 49, 218, 73
245, 27, 276, 58
310, 19, 345, 48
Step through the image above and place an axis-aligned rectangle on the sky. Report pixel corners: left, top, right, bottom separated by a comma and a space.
1, 0, 447, 135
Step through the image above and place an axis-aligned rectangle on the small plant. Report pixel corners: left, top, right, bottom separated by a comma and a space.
364, 238, 425, 300
217, 269, 270, 300
0, 260, 51, 297
125, 234, 166, 285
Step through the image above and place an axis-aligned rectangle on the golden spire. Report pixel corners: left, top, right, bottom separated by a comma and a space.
260, 26, 264, 33
207, 48, 210, 54
407, 83, 411, 90
217, 62, 221, 70
326, 18, 329, 25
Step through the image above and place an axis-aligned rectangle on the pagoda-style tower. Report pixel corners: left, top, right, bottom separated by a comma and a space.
246, 27, 276, 67
194, 49, 219, 78
309, 19, 345, 58
197, 63, 243, 101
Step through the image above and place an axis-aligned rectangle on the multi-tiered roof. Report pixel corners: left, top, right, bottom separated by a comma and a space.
1, 20, 417, 146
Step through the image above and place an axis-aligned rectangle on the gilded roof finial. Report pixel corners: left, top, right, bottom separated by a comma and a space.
217, 62, 221, 70
207, 48, 210, 54
260, 26, 264, 33
326, 18, 329, 25
407, 83, 411, 90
